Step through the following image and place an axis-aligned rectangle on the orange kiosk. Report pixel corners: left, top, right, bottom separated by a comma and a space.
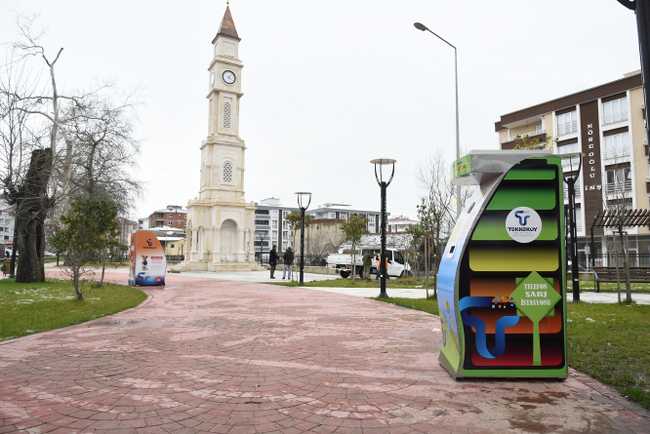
128, 230, 167, 286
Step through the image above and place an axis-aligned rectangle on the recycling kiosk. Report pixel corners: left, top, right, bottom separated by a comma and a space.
437, 151, 568, 379
128, 230, 167, 287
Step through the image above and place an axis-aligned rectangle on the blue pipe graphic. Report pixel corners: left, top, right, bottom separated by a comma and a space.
459, 296, 520, 359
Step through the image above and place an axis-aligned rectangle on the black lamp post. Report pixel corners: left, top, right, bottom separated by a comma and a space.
617, 0, 650, 152
371, 158, 396, 298
295, 191, 312, 285
562, 152, 582, 303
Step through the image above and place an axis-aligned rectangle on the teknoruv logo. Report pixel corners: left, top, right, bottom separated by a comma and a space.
505, 207, 542, 243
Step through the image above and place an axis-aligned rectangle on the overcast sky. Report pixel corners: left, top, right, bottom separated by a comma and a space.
0, 0, 641, 220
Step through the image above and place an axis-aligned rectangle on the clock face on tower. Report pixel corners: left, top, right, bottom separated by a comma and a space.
222, 70, 236, 85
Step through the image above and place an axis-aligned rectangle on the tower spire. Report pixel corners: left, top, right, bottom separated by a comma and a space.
213, 3, 240, 43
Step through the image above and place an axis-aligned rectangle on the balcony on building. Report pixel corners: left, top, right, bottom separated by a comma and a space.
498, 118, 547, 150
604, 163, 632, 197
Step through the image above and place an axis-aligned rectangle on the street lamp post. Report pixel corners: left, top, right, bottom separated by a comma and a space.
371, 158, 396, 298
295, 192, 312, 285
413, 22, 461, 216
617, 0, 650, 152
562, 152, 582, 303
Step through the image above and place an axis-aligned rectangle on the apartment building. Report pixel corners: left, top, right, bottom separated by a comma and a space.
388, 215, 418, 234
253, 198, 298, 262
147, 205, 187, 230
253, 200, 382, 262
308, 203, 380, 234
0, 199, 14, 254
495, 71, 649, 266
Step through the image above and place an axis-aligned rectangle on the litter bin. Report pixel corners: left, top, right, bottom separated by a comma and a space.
437, 151, 568, 379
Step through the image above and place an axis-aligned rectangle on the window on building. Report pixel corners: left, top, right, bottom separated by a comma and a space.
255, 219, 269, 225
575, 203, 584, 233
602, 95, 628, 125
607, 197, 633, 210
272, 220, 278, 229
603, 131, 630, 161
556, 110, 577, 136
223, 100, 232, 129
223, 160, 233, 184
255, 209, 270, 215
557, 140, 580, 156
606, 164, 632, 193
3, 236, 7, 240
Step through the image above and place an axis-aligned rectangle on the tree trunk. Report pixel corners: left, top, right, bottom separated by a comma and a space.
100, 255, 106, 286
613, 237, 622, 304
9, 218, 18, 278
73, 266, 83, 301
351, 242, 356, 280
15, 149, 53, 283
619, 227, 632, 304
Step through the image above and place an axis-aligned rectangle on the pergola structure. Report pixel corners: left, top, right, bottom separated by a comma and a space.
589, 208, 650, 268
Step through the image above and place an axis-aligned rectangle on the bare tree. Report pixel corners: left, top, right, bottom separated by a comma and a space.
0, 17, 128, 282
60, 98, 140, 282
418, 156, 455, 276
65, 98, 140, 211
0, 19, 77, 281
605, 162, 633, 304
0, 51, 45, 276
342, 215, 367, 279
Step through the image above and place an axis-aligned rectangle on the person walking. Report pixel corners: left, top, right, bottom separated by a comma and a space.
282, 246, 294, 280
269, 245, 278, 279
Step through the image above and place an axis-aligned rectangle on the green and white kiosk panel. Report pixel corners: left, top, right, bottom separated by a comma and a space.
437, 151, 567, 379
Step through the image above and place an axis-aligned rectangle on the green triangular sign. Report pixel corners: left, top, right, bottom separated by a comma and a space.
510, 271, 561, 366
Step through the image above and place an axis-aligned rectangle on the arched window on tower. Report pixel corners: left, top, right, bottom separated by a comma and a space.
223, 100, 232, 129
223, 160, 233, 184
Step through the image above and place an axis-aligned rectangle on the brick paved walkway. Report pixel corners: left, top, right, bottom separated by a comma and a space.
1, 273, 648, 433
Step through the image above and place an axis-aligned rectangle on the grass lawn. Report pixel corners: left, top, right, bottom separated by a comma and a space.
0, 279, 147, 341
375, 297, 650, 410
271, 276, 436, 289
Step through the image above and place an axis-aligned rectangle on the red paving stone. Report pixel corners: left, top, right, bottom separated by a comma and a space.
0, 271, 649, 433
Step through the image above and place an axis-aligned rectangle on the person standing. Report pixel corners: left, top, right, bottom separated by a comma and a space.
282, 246, 294, 280
269, 245, 278, 279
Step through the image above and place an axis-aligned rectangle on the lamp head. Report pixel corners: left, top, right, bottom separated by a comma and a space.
559, 152, 582, 180
371, 158, 397, 186
413, 22, 428, 31
295, 191, 312, 210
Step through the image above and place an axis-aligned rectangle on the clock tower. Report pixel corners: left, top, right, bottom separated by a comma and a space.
184, 4, 257, 271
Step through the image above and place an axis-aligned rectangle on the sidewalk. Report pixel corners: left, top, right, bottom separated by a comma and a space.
0, 270, 646, 433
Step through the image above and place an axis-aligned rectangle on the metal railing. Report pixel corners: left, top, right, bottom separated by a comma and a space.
605, 180, 632, 194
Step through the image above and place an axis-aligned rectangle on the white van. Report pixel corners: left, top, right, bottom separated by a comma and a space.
326, 248, 411, 278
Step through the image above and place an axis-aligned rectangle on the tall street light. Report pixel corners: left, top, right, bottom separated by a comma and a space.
413, 21, 461, 216
561, 152, 582, 303
617, 1, 650, 151
295, 191, 312, 285
371, 158, 396, 298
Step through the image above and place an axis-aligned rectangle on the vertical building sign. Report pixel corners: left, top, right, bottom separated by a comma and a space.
579, 101, 603, 235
